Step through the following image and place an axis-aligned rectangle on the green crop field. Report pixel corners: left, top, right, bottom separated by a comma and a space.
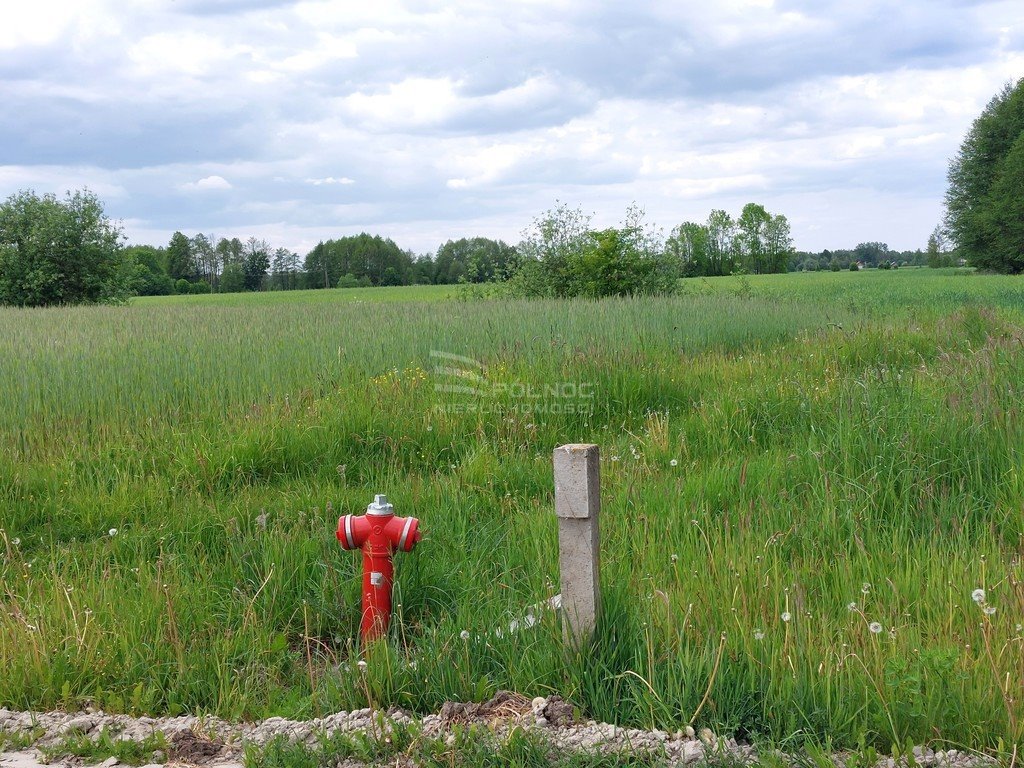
2, 268, 1023, 751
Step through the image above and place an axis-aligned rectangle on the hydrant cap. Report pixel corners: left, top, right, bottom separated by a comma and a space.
366, 494, 394, 516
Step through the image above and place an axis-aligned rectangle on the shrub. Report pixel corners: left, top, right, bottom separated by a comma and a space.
509, 203, 679, 298
0, 189, 130, 306
337, 273, 360, 289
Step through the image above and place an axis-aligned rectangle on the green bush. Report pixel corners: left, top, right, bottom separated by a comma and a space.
0, 189, 130, 306
336, 273, 360, 289
509, 203, 679, 298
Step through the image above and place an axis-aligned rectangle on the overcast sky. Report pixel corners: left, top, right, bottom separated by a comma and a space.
2, 0, 1023, 256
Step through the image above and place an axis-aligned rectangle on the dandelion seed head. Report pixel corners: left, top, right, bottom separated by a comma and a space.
754, 629, 765, 641
671, 554, 678, 564
972, 588, 986, 604
356, 660, 367, 670
108, 528, 118, 537
847, 602, 857, 612
781, 611, 792, 623
460, 630, 470, 641
869, 622, 883, 634
670, 459, 678, 467
983, 605, 997, 616
861, 583, 871, 594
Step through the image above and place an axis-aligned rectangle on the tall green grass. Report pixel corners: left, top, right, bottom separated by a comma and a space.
1, 271, 1022, 751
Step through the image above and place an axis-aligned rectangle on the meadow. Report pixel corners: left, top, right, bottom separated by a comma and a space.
1, 268, 1023, 753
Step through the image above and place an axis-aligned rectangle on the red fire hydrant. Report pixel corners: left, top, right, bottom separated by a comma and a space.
336, 494, 421, 643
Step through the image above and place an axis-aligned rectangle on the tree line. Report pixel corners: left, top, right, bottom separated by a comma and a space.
0, 192, 929, 307
129, 231, 523, 296
124, 201, 799, 299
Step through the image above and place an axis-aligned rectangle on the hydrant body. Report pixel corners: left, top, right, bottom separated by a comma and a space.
336, 495, 420, 642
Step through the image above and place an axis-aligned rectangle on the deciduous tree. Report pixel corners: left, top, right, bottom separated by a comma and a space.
0, 189, 130, 306
945, 78, 1024, 273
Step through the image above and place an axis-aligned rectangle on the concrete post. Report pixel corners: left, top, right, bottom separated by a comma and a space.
553, 443, 601, 645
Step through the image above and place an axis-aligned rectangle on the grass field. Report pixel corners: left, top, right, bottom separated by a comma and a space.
2, 268, 1024, 752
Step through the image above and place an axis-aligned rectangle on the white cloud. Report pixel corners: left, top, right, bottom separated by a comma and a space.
181, 175, 233, 191
343, 77, 461, 129
305, 177, 355, 185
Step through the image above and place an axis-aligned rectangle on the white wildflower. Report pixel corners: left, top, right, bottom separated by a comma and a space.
670, 459, 678, 467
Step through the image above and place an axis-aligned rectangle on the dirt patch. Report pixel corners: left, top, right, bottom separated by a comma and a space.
539, 695, 575, 727
169, 730, 224, 764
439, 690, 532, 724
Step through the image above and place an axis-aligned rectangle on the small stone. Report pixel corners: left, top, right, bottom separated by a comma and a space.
684, 725, 695, 739
531, 697, 547, 716
61, 716, 96, 735
535, 716, 549, 727
697, 727, 716, 746
682, 741, 704, 763
152, 750, 166, 762
100, 757, 119, 767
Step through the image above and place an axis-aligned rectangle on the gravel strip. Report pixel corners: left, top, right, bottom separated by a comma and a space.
0, 699, 999, 768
